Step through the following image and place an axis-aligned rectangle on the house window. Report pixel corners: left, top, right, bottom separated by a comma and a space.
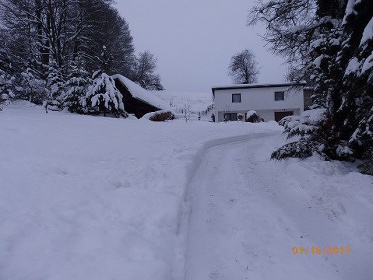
274, 91, 285, 101
232, 93, 241, 103
224, 113, 238, 121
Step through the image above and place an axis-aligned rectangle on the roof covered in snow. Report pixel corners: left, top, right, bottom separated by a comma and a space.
112, 74, 169, 110
212, 81, 307, 94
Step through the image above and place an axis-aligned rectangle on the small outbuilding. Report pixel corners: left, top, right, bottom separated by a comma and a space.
113, 74, 169, 118
212, 82, 306, 122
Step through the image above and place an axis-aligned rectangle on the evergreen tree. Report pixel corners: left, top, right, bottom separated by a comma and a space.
0, 48, 14, 109
0, 0, 164, 107
83, 70, 126, 117
46, 60, 66, 107
63, 56, 91, 113
250, 0, 373, 174
338, 0, 373, 173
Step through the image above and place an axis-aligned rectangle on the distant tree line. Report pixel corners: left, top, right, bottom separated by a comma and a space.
0, 0, 163, 112
249, 0, 372, 174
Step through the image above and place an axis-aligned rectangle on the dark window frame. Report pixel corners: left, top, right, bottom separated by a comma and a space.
232, 93, 241, 103
224, 113, 238, 121
274, 91, 285, 101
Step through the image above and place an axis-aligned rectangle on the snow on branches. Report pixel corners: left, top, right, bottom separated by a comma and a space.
83, 71, 127, 118
252, 0, 373, 174
63, 57, 92, 114
271, 109, 326, 160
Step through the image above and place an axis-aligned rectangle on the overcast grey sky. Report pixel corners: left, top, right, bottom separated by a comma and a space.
115, 0, 288, 92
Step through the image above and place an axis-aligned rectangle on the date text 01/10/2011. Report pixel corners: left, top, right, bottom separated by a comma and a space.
292, 246, 351, 255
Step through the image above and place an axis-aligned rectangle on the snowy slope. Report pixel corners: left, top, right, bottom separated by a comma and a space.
152, 90, 213, 113
1, 103, 372, 280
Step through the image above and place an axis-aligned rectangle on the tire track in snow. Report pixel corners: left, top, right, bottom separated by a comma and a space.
176, 132, 277, 279
182, 133, 357, 280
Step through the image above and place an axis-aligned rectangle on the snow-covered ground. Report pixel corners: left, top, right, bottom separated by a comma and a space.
152, 90, 213, 115
1, 103, 372, 280
185, 134, 373, 280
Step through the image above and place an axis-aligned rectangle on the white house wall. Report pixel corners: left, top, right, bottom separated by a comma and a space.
213, 85, 304, 122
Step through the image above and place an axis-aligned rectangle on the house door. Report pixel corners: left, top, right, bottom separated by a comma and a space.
275, 111, 293, 122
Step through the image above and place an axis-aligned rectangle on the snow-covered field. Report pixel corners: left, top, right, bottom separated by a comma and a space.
1, 103, 372, 280
152, 90, 213, 114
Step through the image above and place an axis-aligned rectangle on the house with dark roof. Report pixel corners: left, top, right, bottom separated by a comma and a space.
113, 74, 169, 118
212, 82, 306, 122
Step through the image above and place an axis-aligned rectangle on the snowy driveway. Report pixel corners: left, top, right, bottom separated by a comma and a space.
184, 134, 373, 280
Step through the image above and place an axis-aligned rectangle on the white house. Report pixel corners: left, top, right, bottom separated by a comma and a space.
212, 82, 306, 122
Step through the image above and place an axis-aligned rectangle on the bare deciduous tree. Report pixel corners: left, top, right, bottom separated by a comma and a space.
132, 51, 163, 90
248, 0, 318, 69
228, 49, 259, 84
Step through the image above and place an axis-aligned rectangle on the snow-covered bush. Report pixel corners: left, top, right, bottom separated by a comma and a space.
281, 109, 325, 139
148, 110, 175, 122
20, 68, 47, 105
0, 69, 14, 109
0, 48, 15, 109
271, 109, 327, 160
0, 93, 10, 110
271, 139, 316, 160
83, 70, 127, 117
358, 154, 373, 176
246, 110, 263, 123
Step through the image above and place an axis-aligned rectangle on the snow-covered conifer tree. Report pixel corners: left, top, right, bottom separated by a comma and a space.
251, 0, 372, 174
0, 48, 14, 109
338, 0, 373, 174
46, 60, 65, 109
83, 70, 126, 117
63, 56, 91, 113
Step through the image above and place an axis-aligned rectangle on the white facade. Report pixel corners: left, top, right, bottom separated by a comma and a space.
212, 82, 305, 122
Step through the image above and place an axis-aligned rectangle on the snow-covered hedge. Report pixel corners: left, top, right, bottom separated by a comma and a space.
142, 110, 175, 122
245, 110, 263, 123
280, 109, 326, 139
272, 109, 326, 160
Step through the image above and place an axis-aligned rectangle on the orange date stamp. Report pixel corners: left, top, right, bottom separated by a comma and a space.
292, 246, 351, 255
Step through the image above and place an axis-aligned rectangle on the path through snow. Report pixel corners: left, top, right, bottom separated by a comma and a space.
184, 134, 373, 280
